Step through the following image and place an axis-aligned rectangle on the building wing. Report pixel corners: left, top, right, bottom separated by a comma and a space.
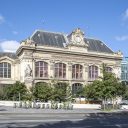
0, 52, 17, 59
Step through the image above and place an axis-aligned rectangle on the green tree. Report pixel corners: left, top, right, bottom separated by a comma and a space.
0, 86, 6, 100
52, 82, 67, 102
84, 63, 124, 110
51, 82, 72, 102
4, 81, 28, 101
66, 85, 72, 102
101, 64, 124, 108
84, 80, 103, 100
32, 82, 52, 102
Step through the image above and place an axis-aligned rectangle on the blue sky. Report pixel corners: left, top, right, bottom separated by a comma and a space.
0, 0, 128, 57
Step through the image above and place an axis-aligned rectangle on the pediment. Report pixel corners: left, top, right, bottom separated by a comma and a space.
67, 28, 88, 48
67, 28, 88, 52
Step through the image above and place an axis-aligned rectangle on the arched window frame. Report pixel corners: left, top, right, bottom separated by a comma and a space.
72, 64, 83, 79
88, 65, 98, 80
35, 61, 48, 78
0, 62, 11, 78
105, 67, 112, 73
54, 63, 66, 79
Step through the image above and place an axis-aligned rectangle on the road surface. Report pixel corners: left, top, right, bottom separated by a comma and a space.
0, 106, 128, 128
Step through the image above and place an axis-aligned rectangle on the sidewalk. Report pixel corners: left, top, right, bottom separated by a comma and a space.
0, 106, 101, 114
0, 106, 127, 115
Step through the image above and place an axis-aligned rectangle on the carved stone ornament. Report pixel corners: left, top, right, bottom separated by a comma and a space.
25, 64, 32, 77
68, 28, 88, 47
116, 50, 122, 55
21, 39, 35, 46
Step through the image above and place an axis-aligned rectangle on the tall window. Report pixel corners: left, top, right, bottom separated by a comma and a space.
105, 67, 112, 73
89, 65, 98, 80
54, 63, 66, 79
72, 64, 83, 79
35, 61, 48, 78
0, 62, 11, 78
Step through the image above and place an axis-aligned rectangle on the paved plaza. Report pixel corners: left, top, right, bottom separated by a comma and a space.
0, 106, 128, 128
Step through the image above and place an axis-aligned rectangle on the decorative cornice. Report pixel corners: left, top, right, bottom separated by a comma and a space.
16, 45, 123, 60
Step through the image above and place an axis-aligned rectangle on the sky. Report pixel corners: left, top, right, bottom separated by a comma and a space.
0, 0, 128, 57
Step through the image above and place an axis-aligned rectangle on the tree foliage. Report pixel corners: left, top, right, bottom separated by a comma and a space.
4, 81, 28, 101
84, 63, 125, 107
84, 80, 103, 100
52, 82, 71, 102
32, 82, 52, 102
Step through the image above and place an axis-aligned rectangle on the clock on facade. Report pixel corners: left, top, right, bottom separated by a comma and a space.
75, 35, 82, 43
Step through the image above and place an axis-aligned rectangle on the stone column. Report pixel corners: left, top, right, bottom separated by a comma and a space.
67, 62, 72, 81
49, 60, 55, 79
84, 64, 88, 85
99, 65, 103, 78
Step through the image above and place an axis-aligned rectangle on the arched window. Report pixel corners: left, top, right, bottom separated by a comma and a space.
72, 83, 83, 96
0, 62, 11, 78
54, 63, 66, 79
55, 82, 67, 88
35, 61, 48, 78
105, 67, 112, 73
72, 64, 83, 79
89, 65, 98, 80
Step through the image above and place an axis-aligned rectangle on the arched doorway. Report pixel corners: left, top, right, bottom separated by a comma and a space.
72, 83, 83, 96
35, 82, 48, 86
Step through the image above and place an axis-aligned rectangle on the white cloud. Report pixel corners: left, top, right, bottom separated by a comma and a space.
0, 40, 20, 52
115, 35, 128, 41
0, 14, 4, 24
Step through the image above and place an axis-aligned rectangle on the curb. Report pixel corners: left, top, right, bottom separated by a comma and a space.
0, 111, 128, 116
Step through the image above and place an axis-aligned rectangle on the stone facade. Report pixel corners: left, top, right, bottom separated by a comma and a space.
0, 28, 123, 90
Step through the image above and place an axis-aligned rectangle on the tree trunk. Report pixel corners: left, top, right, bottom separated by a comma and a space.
103, 98, 106, 110
112, 98, 115, 109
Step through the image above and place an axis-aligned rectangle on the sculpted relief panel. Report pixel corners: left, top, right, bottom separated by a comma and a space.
24, 64, 32, 78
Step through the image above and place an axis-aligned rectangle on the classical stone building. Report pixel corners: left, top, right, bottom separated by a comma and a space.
0, 28, 123, 94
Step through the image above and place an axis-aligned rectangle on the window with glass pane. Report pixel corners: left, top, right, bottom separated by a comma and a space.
89, 65, 98, 80
72, 64, 83, 79
105, 67, 112, 72
35, 61, 48, 78
54, 63, 66, 79
0, 62, 11, 78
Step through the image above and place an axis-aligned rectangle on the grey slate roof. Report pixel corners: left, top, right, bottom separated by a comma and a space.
31, 30, 114, 54
0, 52, 17, 59
84, 38, 113, 53
31, 30, 66, 48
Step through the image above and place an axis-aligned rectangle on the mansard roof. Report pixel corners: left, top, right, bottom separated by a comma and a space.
31, 30, 114, 54
0, 52, 17, 59
84, 38, 113, 53
31, 30, 67, 48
